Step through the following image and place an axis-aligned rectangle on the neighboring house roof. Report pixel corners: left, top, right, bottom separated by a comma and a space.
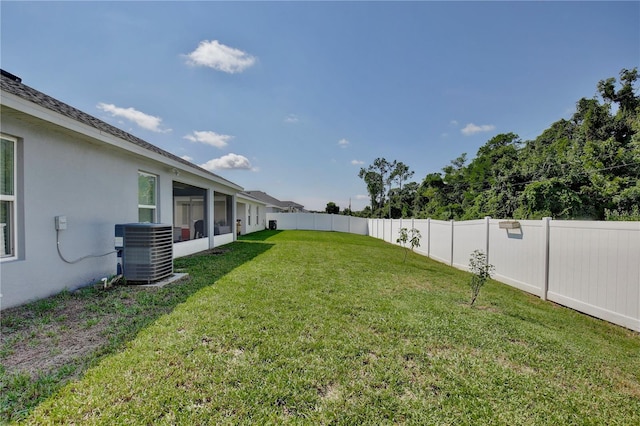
245, 191, 285, 208
282, 201, 305, 211
237, 191, 267, 205
0, 70, 242, 191
245, 190, 305, 212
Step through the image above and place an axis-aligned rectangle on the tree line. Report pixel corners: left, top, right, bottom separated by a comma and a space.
337, 68, 639, 221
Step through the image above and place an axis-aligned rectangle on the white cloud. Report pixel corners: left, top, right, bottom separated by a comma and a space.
199, 153, 252, 171
355, 194, 369, 200
181, 155, 194, 162
450, 120, 459, 126
97, 103, 171, 133
184, 40, 256, 73
284, 114, 299, 123
183, 130, 233, 148
461, 123, 496, 136
351, 159, 364, 165
338, 138, 350, 148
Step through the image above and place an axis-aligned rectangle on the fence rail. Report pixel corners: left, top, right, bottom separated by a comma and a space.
267, 212, 369, 235
266, 213, 640, 332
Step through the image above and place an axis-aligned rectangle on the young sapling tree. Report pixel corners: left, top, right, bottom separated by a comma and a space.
396, 227, 421, 262
468, 249, 494, 306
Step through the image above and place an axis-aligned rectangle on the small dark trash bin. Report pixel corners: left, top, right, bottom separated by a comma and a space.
269, 220, 277, 230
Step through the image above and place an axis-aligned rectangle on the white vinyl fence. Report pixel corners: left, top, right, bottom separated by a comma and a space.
266, 213, 640, 332
268, 212, 369, 235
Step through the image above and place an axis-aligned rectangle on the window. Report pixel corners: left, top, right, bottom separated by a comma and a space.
173, 182, 206, 242
256, 206, 259, 227
138, 172, 157, 222
248, 204, 251, 226
1, 135, 16, 258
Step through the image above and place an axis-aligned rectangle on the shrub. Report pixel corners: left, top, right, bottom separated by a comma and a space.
605, 206, 640, 221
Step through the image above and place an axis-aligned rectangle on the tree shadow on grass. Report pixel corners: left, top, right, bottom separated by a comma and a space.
0, 240, 274, 423
238, 229, 283, 241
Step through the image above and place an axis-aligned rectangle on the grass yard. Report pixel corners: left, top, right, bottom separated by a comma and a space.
3, 230, 640, 424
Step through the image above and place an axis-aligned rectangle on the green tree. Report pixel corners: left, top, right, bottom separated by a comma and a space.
325, 202, 339, 215
440, 154, 468, 219
364, 68, 638, 221
515, 178, 582, 219
463, 133, 522, 219
515, 67, 638, 219
382, 159, 397, 218
396, 181, 419, 218
358, 168, 383, 214
358, 158, 395, 217
414, 173, 450, 219
389, 162, 414, 218
598, 68, 639, 119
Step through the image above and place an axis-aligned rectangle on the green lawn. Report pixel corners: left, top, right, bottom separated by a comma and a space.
13, 231, 640, 424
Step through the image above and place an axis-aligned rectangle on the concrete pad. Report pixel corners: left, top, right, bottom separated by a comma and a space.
134, 272, 189, 288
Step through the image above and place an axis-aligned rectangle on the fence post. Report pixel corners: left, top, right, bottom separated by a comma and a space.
427, 218, 431, 258
542, 217, 551, 301
450, 219, 455, 266
485, 216, 491, 264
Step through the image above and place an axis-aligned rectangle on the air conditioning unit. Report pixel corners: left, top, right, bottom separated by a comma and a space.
115, 223, 173, 284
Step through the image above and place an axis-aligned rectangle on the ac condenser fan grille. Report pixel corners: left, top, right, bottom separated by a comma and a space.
115, 223, 173, 284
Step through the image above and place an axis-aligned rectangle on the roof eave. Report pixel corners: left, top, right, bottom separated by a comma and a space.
0, 88, 243, 192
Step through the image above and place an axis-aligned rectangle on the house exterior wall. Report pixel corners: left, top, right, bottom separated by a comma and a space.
1, 114, 130, 309
238, 199, 267, 234
255, 204, 267, 231
0, 108, 239, 310
236, 203, 246, 235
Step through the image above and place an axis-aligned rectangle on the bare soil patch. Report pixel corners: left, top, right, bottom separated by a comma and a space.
1, 249, 226, 380
1, 291, 120, 378
0, 275, 193, 381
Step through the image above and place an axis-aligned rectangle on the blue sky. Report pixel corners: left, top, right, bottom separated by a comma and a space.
2, 1, 638, 211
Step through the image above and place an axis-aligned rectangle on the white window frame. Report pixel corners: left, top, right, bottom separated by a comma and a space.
248, 204, 252, 226
1, 134, 17, 260
138, 171, 158, 223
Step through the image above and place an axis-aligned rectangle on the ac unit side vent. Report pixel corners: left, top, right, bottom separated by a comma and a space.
115, 223, 173, 284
